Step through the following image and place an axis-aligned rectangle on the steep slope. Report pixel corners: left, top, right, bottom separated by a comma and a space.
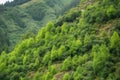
0, 0, 80, 53
0, 0, 120, 80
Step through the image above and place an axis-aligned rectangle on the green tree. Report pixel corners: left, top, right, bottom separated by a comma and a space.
83, 54, 89, 63
107, 5, 116, 18
84, 34, 92, 51
70, 39, 82, 54
23, 56, 27, 65
62, 73, 70, 80
33, 72, 41, 80
42, 52, 51, 65
92, 44, 110, 74
73, 66, 83, 80
58, 45, 66, 59
44, 72, 52, 80
46, 22, 54, 32
84, 34, 91, 45
0, 63, 6, 74
78, 56, 84, 65
72, 55, 78, 69
62, 56, 71, 70
48, 65, 57, 75
61, 23, 68, 34
34, 58, 40, 68
52, 77, 57, 80
51, 45, 58, 61
110, 31, 120, 48
110, 31, 120, 55
26, 38, 34, 48
8, 54, 16, 64
36, 28, 45, 42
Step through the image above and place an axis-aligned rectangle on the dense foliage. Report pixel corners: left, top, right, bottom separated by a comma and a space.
0, 0, 80, 53
0, 0, 120, 80
4, 0, 31, 6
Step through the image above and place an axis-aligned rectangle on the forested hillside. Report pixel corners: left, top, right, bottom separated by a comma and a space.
0, 0, 80, 53
0, 0, 120, 80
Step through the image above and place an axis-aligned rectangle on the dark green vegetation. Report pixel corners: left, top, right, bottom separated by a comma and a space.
0, 0, 80, 53
4, 0, 31, 6
0, 0, 120, 80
